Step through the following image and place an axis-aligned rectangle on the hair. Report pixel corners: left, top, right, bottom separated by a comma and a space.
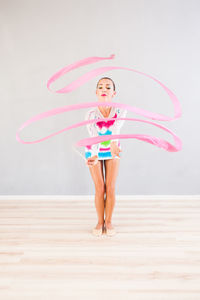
96, 77, 116, 91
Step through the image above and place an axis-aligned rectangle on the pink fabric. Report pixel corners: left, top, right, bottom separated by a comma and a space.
96, 113, 117, 129
16, 54, 182, 152
99, 147, 111, 151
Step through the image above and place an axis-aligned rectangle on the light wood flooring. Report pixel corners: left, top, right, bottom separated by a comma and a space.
0, 197, 200, 300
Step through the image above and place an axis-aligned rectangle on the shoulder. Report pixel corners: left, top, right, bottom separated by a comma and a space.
114, 107, 127, 115
85, 108, 97, 120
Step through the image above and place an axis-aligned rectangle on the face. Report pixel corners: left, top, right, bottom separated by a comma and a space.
96, 79, 116, 103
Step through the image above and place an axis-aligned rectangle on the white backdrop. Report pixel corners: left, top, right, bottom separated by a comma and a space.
1, 0, 199, 195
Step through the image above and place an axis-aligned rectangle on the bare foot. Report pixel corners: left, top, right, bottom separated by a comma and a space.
95, 222, 104, 230
105, 221, 114, 230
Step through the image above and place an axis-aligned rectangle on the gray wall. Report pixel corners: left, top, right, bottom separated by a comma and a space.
1, 0, 199, 195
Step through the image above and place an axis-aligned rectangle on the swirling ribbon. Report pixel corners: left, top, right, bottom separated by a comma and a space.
16, 54, 182, 157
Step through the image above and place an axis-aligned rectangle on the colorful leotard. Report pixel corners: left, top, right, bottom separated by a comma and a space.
85, 106, 127, 160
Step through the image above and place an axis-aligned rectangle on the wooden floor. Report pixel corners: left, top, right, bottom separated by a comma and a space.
0, 197, 200, 300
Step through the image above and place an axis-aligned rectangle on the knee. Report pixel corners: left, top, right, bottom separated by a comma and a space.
105, 183, 115, 196
95, 182, 105, 196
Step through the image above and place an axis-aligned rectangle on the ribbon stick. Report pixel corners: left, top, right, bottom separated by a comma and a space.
16, 54, 182, 154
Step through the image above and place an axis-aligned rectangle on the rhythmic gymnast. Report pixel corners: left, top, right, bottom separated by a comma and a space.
85, 77, 127, 236
16, 54, 181, 238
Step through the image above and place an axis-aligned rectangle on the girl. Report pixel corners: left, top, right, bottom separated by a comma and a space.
85, 77, 127, 236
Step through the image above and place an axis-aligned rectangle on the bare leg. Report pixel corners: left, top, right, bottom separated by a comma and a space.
89, 160, 105, 229
104, 168, 106, 208
104, 158, 120, 230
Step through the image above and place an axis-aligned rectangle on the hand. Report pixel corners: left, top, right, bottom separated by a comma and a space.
86, 155, 98, 166
110, 141, 122, 158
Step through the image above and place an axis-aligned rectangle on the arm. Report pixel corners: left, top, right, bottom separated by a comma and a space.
85, 109, 99, 158
109, 108, 127, 158
111, 108, 128, 142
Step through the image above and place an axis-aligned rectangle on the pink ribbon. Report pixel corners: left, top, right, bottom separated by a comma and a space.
16, 54, 182, 153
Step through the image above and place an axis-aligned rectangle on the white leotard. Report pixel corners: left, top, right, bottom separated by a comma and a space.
85, 106, 127, 160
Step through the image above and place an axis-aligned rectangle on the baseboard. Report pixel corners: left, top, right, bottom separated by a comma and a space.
0, 195, 199, 201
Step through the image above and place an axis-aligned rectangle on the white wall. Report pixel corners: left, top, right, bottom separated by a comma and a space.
1, 0, 199, 195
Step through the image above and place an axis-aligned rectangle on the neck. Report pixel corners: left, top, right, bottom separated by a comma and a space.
98, 106, 111, 117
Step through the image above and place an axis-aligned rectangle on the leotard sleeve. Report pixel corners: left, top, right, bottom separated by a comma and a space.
85, 109, 99, 158
111, 108, 127, 142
